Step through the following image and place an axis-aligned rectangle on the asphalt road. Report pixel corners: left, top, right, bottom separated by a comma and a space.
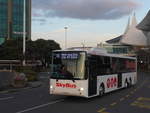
0, 72, 150, 113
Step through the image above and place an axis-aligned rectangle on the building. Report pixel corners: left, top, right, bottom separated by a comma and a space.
137, 10, 150, 71
137, 10, 150, 45
105, 10, 150, 71
103, 14, 138, 55
121, 13, 147, 46
98, 43, 134, 55
0, 0, 31, 44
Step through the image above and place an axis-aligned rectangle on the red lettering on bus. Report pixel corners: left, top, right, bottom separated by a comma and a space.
113, 77, 117, 87
107, 77, 117, 88
56, 83, 76, 88
107, 78, 110, 88
110, 78, 114, 88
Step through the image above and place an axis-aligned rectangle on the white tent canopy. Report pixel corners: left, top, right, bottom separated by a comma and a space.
120, 14, 147, 46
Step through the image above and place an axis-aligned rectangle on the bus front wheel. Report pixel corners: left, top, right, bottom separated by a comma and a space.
99, 84, 104, 96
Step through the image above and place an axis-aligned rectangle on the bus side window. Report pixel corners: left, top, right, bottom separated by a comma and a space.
112, 58, 119, 73
97, 56, 111, 75
118, 58, 125, 73
104, 57, 111, 74
125, 59, 136, 72
97, 56, 104, 75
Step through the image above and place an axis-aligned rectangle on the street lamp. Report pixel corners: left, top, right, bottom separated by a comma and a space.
23, 0, 26, 66
64, 27, 68, 49
81, 40, 86, 49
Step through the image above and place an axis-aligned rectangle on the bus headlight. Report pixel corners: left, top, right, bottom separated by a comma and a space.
80, 87, 84, 91
50, 85, 53, 89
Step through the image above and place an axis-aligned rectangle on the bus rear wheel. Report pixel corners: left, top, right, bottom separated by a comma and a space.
99, 85, 104, 96
125, 80, 129, 88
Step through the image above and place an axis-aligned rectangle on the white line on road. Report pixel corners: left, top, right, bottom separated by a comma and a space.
16, 99, 65, 113
0, 97, 14, 101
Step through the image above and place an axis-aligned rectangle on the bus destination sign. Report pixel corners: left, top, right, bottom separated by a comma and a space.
55, 53, 79, 59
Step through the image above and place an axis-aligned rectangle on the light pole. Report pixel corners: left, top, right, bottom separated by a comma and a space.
23, 0, 26, 66
64, 27, 68, 49
81, 40, 85, 49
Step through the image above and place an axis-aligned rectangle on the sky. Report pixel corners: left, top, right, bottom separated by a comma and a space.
31, 0, 150, 49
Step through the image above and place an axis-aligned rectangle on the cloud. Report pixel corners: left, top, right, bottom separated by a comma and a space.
32, 0, 140, 20
32, 18, 46, 22
32, 18, 47, 25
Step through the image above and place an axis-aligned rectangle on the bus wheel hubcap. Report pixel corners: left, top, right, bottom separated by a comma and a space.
99, 86, 104, 96
125, 82, 128, 88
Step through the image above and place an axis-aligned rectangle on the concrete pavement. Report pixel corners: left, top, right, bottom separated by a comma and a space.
0, 81, 42, 94
0, 72, 149, 113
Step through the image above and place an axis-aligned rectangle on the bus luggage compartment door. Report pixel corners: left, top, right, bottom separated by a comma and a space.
118, 73, 122, 88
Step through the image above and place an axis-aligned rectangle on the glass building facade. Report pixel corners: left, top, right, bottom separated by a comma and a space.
0, 0, 31, 44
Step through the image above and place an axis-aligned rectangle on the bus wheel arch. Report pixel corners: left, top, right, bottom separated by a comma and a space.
129, 78, 132, 86
99, 83, 105, 96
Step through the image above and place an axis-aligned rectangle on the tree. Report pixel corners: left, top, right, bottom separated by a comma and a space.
26, 39, 61, 67
0, 39, 23, 60
0, 39, 61, 67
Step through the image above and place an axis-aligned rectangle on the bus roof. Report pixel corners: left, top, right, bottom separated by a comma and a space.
53, 47, 136, 60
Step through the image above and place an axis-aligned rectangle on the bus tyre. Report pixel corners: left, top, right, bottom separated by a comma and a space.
99, 85, 104, 96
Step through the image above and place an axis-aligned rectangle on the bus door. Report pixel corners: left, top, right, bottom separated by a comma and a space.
88, 56, 97, 96
88, 74, 97, 96
118, 73, 122, 88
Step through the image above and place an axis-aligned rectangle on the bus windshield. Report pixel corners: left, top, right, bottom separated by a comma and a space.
51, 51, 86, 80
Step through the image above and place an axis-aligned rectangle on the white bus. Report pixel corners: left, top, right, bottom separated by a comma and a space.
50, 48, 137, 98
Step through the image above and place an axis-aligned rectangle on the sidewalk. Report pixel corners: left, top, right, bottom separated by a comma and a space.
28, 81, 42, 88
0, 81, 42, 94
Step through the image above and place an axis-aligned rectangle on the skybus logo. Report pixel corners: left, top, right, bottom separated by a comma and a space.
56, 83, 77, 88
107, 77, 117, 88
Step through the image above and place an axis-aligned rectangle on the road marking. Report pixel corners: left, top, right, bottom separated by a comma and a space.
130, 91, 134, 94
0, 97, 14, 101
126, 94, 130, 98
16, 99, 65, 113
98, 108, 107, 113
0, 91, 9, 94
137, 97, 144, 101
137, 97, 150, 101
131, 97, 150, 109
131, 101, 150, 109
120, 97, 125, 101
110, 102, 117, 106
134, 89, 137, 92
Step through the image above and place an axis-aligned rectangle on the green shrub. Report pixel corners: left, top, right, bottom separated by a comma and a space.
23, 70, 37, 81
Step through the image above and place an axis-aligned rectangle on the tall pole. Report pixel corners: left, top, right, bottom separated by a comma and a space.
23, 0, 26, 66
64, 27, 68, 49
